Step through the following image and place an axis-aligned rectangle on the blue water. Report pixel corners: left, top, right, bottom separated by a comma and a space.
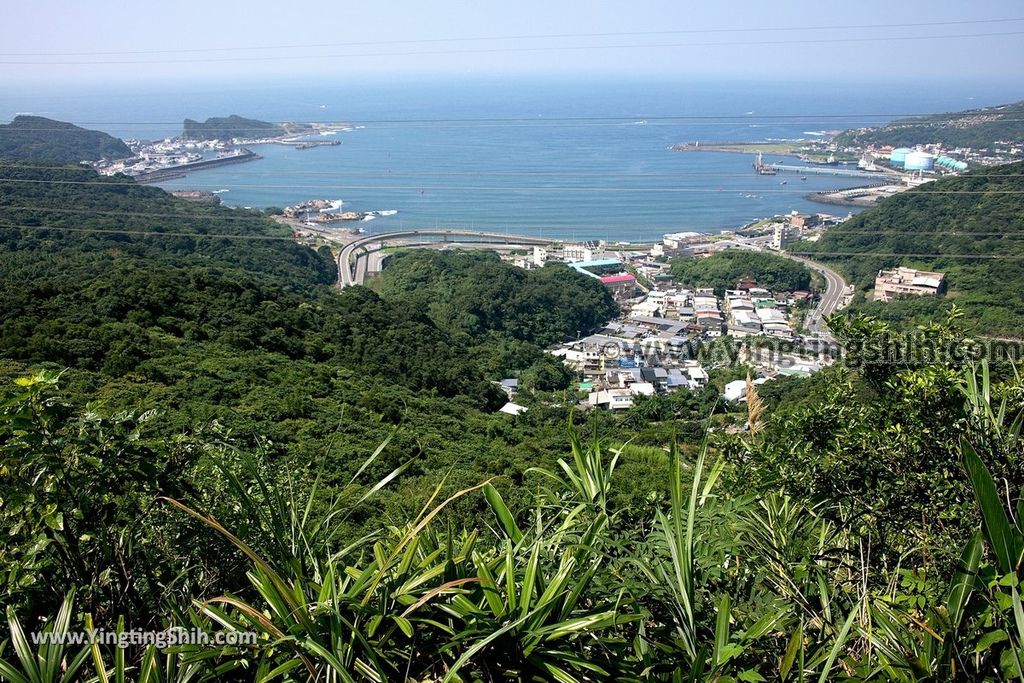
2, 77, 1019, 240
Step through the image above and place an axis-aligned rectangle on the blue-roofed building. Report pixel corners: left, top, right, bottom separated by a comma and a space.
570, 258, 624, 278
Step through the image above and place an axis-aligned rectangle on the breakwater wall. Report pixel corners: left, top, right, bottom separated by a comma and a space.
134, 149, 261, 184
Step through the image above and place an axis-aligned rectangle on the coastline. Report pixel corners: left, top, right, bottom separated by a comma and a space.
133, 148, 262, 184
803, 183, 898, 207
672, 141, 803, 155
127, 120, 352, 184
672, 141, 861, 167
149, 111, 880, 238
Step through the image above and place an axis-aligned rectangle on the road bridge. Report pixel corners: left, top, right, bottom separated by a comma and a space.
336, 229, 556, 287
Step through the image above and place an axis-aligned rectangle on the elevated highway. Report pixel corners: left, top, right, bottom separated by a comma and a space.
336, 229, 555, 287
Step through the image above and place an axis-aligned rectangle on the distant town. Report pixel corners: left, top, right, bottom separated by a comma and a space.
524, 231, 944, 414
676, 105, 1024, 207
289, 206, 948, 417
90, 117, 355, 183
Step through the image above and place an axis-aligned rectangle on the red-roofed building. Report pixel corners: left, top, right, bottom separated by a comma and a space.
737, 277, 757, 291
599, 273, 637, 300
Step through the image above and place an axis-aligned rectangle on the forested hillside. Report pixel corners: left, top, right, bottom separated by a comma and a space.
378, 250, 618, 346
182, 115, 286, 140
669, 249, 813, 293
0, 115, 130, 162
833, 100, 1024, 148
0, 161, 625, 567
5, 162, 1024, 680
796, 161, 1024, 336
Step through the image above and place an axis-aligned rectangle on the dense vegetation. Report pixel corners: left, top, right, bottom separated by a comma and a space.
4, 315, 1024, 680
0, 161, 629, 609
833, 100, 1024, 149
6, 161, 1024, 680
377, 250, 618, 347
0, 116, 130, 162
182, 115, 286, 141
796, 161, 1024, 336
669, 249, 812, 294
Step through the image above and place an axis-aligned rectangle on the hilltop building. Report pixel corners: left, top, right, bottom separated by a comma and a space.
873, 267, 946, 302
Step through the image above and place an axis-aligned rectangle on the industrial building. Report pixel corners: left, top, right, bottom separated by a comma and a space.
570, 258, 624, 277
889, 148, 911, 166
903, 151, 935, 171
662, 232, 704, 249
888, 147, 941, 172
935, 155, 969, 172
873, 267, 946, 302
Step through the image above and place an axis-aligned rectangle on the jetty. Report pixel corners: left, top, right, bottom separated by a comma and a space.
132, 148, 262, 184
768, 163, 899, 179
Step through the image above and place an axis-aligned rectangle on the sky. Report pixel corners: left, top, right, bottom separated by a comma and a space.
2, 0, 1023, 86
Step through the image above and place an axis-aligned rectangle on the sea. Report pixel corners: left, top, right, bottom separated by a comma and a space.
2, 77, 1019, 241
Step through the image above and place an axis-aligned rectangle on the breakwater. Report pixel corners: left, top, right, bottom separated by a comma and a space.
134, 149, 261, 184
805, 183, 896, 207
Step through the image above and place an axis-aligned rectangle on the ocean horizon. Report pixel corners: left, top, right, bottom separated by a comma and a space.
3, 77, 1021, 241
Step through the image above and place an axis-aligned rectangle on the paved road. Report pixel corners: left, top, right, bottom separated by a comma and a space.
782, 253, 848, 343
336, 229, 553, 287
709, 233, 848, 342
324, 225, 848, 342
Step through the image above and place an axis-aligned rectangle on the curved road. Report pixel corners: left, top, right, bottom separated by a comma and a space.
333, 228, 848, 342
782, 253, 848, 343
337, 229, 554, 287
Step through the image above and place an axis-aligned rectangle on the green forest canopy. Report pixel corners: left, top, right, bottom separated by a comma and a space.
833, 100, 1024, 149
376, 249, 618, 347
0, 115, 130, 162
5, 162, 1024, 679
182, 115, 286, 140
795, 161, 1024, 336
668, 249, 812, 294
0, 160, 622, 556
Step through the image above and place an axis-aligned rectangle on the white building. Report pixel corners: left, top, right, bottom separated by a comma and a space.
772, 224, 801, 250
498, 402, 528, 416
630, 299, 663, 318
724, 380, 747, 402
629, 382, 656, 396
663, 232, 703, 249
589, 388, 635, 410
683, 364, 709, 386
562, 244, 594, 262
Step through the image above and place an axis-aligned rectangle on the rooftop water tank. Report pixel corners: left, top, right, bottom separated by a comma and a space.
904, 151, 935, 171
890, 147, 911, 164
